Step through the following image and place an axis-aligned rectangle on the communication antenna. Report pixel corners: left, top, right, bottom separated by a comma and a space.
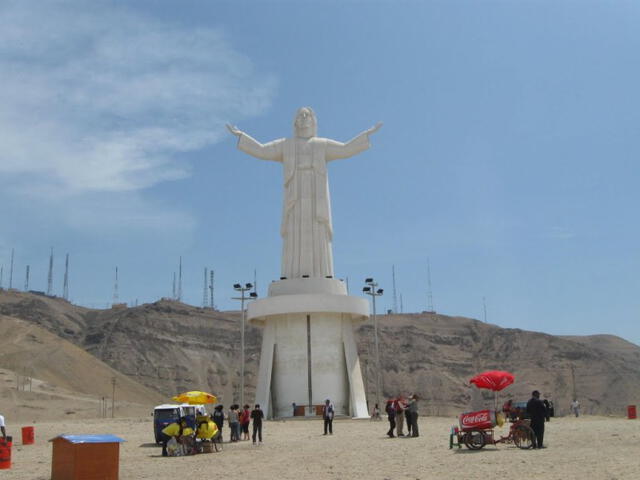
400, 293, 404, 314
202, 267, 208, 308
482, 296, 487, 323
47, 248, 54, 296
24, 265, 30, 291
9, 248, 14, 289
254, 268, 258, 295
172, 272, 176, 300
113, 267, 119, 303
63, 253, 69, 300
178, 256, 183, 302
426, 258, 435, 313
392, 265, 398, 313
209, 269, 215, 310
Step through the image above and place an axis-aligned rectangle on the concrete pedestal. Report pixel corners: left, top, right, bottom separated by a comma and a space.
247, 278, 369, 418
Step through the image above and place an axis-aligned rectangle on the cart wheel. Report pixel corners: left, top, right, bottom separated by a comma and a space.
513, 424, 534, 449
463, 430, 486, 450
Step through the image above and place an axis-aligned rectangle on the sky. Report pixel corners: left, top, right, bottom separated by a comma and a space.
1, 0, 639, 345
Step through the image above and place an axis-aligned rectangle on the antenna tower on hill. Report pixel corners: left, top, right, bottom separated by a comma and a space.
392, 265, 398, 313
482, 296, 487, 323
9, 248, 15, 289
178, 256, 183, 302
202, 267, 208, 308
113, 267, 119, 303
400, 293, 404, 313
426, 258, 435, 313
24, 265, 30, 291
63, 253, 69, 300
209, 270, 215, 310
47, 248, 54, 296
172, 272, 176, 299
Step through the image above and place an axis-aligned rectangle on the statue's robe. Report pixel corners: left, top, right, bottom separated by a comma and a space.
237, 132, 370, 279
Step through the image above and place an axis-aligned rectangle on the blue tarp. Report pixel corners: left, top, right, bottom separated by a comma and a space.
49, 434, 125, 444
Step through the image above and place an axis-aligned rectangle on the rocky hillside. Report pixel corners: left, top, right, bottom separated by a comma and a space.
1, 289, 638, 416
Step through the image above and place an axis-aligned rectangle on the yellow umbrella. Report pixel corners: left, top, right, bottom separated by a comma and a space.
172, 391, 217, 405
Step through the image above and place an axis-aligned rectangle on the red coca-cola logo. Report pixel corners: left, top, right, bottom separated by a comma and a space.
460, 410, 489, 426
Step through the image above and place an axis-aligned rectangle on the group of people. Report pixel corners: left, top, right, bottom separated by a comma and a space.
160, 403, 264, 457
213, 403, 264, 445
383, 394, 420, 438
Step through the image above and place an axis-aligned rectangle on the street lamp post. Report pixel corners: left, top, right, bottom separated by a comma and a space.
363, 278, 384, 412
233, 283, 258, 406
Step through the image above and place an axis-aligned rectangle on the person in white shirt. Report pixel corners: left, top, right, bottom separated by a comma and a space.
0, 413, 6, 440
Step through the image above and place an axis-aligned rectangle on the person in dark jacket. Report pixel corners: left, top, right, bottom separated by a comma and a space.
251, 404, 264, 444
526, 390, 547, 448
212, 405, 224, 441
385, 400, 396, 438
322, 399, 335, 435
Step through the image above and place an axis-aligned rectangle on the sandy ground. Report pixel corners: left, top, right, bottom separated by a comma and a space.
1, 415, 639, 480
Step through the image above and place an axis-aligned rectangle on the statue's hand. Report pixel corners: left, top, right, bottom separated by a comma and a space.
367, 122, 383, 135
226, 123, 242, 137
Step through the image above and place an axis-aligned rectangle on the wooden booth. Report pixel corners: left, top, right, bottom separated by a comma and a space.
50, 434, 125, 480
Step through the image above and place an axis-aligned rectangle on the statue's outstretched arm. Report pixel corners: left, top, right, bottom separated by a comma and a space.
326, 122, 383, 161
227, 123, 284, 162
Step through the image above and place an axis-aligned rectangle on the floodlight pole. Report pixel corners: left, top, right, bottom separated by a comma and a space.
363, 278, 384, 411
232, 283, 257, 406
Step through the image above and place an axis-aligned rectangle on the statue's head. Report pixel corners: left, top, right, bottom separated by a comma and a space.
293, 107, 317, 138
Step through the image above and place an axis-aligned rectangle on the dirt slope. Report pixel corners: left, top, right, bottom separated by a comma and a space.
1, 290, 638, 417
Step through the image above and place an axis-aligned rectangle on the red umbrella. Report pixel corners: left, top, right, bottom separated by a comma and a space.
470, 370, 515, 392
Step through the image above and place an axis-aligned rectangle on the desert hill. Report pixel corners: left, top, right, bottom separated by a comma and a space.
0, 312, 164, 421
1, 289, 638, 418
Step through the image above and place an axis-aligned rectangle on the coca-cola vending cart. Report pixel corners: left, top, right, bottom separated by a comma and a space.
449, 408, 535, 450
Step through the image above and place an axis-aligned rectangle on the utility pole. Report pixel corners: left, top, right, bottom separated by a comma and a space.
113, 267, 119, 304
392, 265, 398, 314
63, 253, 69, 300
232, 283, 258, 406
111, 377, 116, 418
202, 267, 208, 308
363, 278, 384, 411
24, 265, 30, 291
209, 270, 215, 310
172, 272, 176, 300
426, 258, 435, 313
9, 248, 14, 289
177, 256, 183, 302
47, 248, 54, 295
482, 296, 487, 323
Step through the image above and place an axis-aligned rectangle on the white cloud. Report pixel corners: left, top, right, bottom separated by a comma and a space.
0, 0, 276, 195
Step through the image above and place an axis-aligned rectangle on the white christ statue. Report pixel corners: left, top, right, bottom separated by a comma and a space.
227, 107, 382, 279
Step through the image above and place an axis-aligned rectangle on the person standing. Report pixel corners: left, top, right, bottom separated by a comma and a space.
322, 399, 334, 435
407, 394, 420, 437
571, 399, 580, 418
385, 400, 396, 438
0, 412, 6, 440
240, 404, 251, 441
251, 404, 264, 444
212, 405, 224, 440
526, 390, 547, 448
395, 397, 406, 437
228, 405, 239, 442
542, 397, 551, 422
